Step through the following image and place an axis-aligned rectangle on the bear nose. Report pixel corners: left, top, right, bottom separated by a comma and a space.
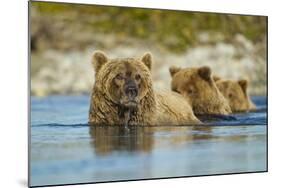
125, 86, 138, 98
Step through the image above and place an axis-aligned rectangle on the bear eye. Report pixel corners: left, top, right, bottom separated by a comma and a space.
172, 88, 180, 93
187, 88, 193, 94
115, 74, 124, 80
228, 93, 233, 98
135, 74, 141, 81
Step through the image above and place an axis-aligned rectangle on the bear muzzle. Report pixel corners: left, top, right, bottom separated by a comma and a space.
121, 80, 139, 108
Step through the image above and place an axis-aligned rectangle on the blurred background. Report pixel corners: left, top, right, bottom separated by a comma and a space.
30, 1, 267, 97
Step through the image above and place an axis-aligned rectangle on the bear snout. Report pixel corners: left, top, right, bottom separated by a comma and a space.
126, 87, 138, 98
124, 80, 138, 99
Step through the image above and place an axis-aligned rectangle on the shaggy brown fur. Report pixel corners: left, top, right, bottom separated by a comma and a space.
214, 77, 256, 112
169, 66, 231, 115
89, 51, 201, 126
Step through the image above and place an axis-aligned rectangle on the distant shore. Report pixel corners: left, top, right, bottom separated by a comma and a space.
30, 3, 267, 97
31, 34, 266, 97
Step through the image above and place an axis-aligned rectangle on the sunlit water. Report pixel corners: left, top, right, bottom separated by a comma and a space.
30, 95, 267, 187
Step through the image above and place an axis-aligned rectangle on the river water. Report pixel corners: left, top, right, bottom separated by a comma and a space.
30, 95, 267, 187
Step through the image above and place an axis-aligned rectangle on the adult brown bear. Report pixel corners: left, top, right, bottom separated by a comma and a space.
88, 51, 201, 126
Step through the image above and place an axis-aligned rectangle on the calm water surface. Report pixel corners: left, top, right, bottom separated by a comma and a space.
30, 95, 267, 187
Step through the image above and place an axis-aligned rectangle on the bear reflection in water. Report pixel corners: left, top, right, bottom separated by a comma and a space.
89, 126, 214, 156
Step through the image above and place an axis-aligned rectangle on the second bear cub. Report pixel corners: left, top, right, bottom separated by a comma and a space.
214, 76, 256, 112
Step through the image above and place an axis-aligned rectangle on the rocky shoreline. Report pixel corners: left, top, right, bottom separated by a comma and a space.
31, 33, 266, 97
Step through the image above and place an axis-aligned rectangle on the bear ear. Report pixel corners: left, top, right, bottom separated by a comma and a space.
141, 52, 153, 70
213, 75, 221, 82
198, 66, 212, 81
169, 66, 181, 77
92, 51, 108, 73
238, 79, 248, 94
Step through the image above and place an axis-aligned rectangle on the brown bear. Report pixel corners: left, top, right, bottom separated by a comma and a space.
88, 51, 201, 126
169, 66, 231, 115
213, 76, 256, 112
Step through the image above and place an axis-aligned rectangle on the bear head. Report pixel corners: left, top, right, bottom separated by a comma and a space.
92, 51, 154, 112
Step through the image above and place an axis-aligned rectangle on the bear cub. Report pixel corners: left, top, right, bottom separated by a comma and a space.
214, 76, 256, 112
169, 66, 232, 115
